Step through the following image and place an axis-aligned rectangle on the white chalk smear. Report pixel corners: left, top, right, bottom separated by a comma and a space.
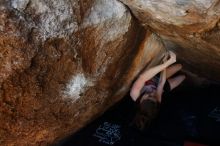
82, 0, 127, 27
63, 73, 93, 101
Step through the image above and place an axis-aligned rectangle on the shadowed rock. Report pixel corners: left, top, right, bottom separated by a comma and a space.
1, 0, 219, 145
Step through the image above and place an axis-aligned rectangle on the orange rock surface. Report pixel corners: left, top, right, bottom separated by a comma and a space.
0, 0, 219, 145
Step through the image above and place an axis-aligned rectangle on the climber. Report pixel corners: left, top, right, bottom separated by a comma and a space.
130, 51, 186, 130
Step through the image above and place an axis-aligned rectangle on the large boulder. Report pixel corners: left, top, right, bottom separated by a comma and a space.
0, 0, 165, 145
120, 0, 220, 81
1, 0, 219, 145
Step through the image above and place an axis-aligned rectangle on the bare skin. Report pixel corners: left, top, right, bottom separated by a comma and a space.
166, 64, 186, 91
130, 51, 186, 102
131, 51, 186, 130
156, 63, 186, 102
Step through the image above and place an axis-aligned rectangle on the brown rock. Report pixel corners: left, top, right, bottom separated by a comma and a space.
2, 0, 219, 145
0, 0, 165, 145
120, 0, 220, 81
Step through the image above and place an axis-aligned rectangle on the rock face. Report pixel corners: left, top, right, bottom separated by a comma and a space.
0, 0, 166, 145
120, 0, 220, 81
0, 0, 220, 145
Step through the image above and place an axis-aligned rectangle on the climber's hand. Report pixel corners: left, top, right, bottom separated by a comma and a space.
165, 51, 176, 66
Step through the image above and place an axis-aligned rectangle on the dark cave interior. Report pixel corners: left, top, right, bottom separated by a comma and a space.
58, 78, 220, 146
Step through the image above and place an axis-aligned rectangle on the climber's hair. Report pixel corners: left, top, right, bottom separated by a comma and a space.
133, 92, 160, 130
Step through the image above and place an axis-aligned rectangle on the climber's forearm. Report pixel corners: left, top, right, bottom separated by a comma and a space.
130, 51, 176, 101
130, 62, 168, 101
156, 69, 167, 102
138, 51, 176, 82
139, 62, 167, 81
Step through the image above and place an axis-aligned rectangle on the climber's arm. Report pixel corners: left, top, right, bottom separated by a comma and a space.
130, 51, 176, 101
156, 69, 167, 102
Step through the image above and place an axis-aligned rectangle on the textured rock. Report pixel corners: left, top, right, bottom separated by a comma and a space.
1, 0, 220, 145
120, 0, 220, 81
0, 0, 166, 145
